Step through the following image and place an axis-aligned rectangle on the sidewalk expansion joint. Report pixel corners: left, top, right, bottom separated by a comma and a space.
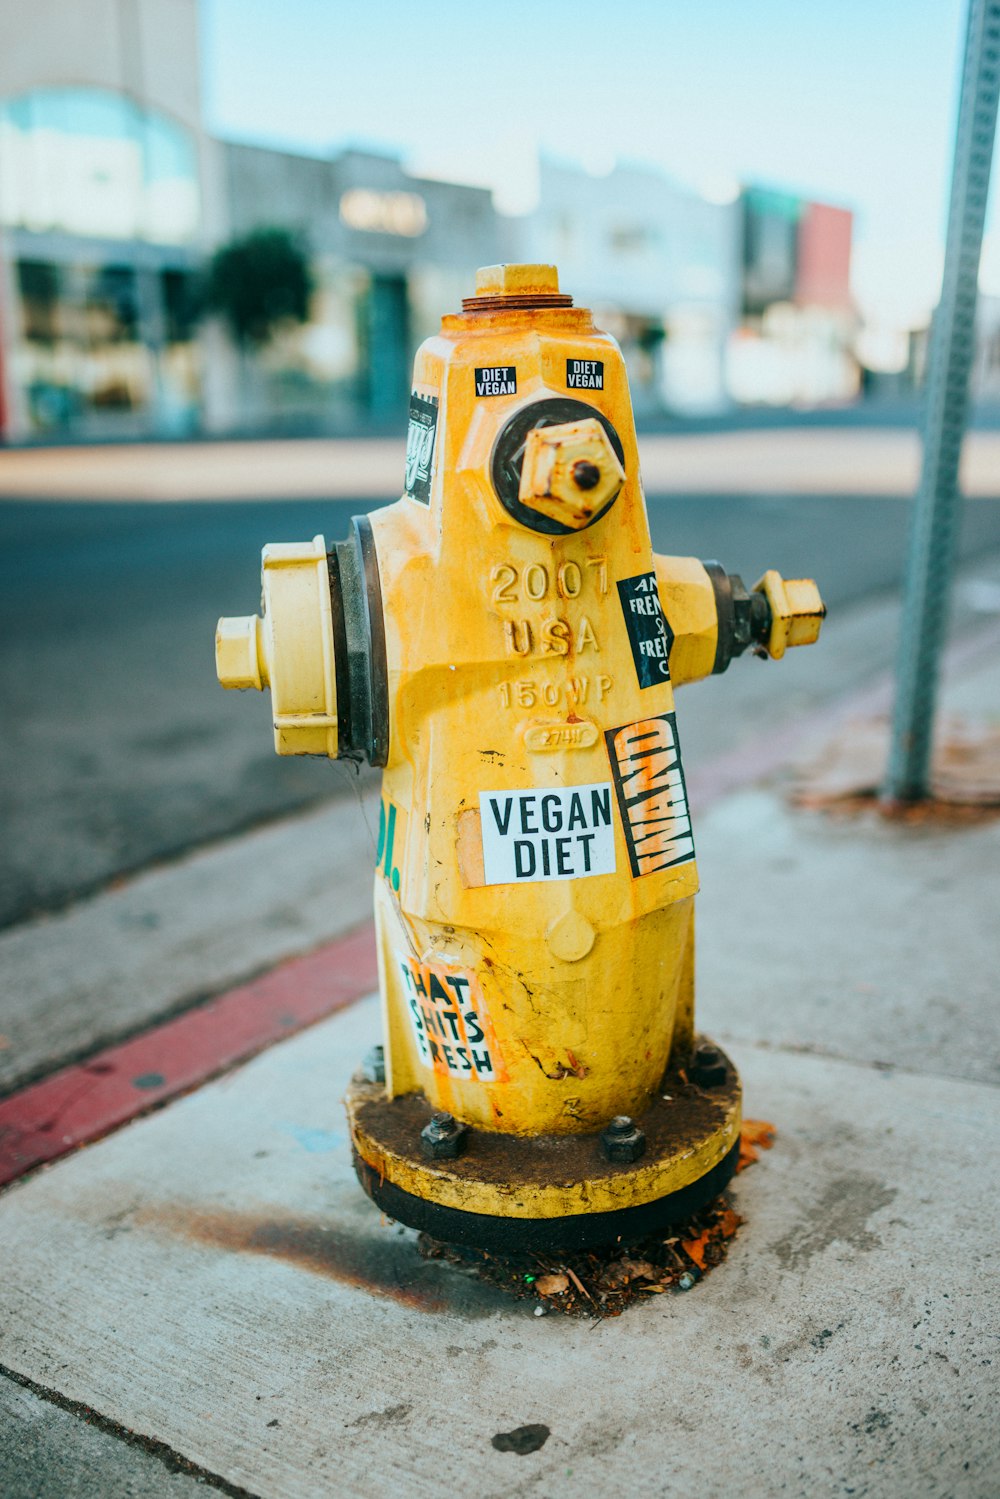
0, 1364, 262, 1499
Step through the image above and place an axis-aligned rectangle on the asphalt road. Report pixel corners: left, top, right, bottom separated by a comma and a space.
3, 488, 1000, 930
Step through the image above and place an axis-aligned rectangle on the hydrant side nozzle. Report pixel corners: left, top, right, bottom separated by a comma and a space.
702, 562, 825, 669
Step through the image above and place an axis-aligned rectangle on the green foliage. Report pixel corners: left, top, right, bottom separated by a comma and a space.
203, 228, 314, 349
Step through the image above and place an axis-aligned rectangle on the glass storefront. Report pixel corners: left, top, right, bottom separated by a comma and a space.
0, 86, 202, 437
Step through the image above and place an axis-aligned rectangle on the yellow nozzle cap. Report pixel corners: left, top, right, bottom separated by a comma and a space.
216, 615, 267, 690
475, 263, 560, 297
753, 570, 826, 659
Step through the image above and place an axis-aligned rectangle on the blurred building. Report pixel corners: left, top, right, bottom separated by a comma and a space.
731, 186, 859, 405
973, 294, 1000, 400
0, 0, 221, 439
520, 157, 741, 415
0, 0, 931, 441
0, 0, 506, 440
217, 143, 506, 431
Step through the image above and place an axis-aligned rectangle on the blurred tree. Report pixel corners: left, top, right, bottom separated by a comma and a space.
203, 228, 314, 349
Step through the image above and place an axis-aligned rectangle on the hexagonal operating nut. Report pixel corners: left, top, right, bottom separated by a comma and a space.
216, 615, 267, 691
518, 418, 626, 530
600, 1115, 647, 1165
420, 1111, 469, 1161
475, 263, 560, 297
753, 570, 826, 659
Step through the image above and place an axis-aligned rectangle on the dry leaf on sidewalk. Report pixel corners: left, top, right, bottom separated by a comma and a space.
738, 1118, 777, 1172
716, 1208, 743, 1239
534, 1273, 568, 1296
681, 1232, 710, 1269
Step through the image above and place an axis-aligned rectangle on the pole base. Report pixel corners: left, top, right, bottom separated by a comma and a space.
346, 1039, 741, 1253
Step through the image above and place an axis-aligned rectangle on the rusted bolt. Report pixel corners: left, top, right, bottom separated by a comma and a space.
420, 1110, 468, 1160
600, 1114, 646, 1164
690, 1044, 727, 1088
572, 459, 601, 491
360, 1044, 385, 1084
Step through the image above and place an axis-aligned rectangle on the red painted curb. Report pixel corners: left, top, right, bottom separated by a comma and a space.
0, 923, 377, 1189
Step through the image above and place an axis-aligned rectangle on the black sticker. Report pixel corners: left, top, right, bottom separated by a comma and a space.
404, 391, 438, 504
605, 712, 695, 877
617, 572, 673, 688
475, 366, 517, 397
567, 358, 604, 390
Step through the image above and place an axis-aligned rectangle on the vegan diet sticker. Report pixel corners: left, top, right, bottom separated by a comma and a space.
474, 365, 517, 397
479, 782, 616, 885
397, 954, 507, 1081
617, 571, 673, 688
605, 712, 695, 877
404, 390, 438, 504
566, 358, 604, 390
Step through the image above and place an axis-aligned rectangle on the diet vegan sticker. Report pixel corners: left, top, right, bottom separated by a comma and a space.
566, 358, 604, 390
479, 783, 616, 885
617, 571, 674, 688
474, 365, 517, 397
403, 390, 438, 505
398, 954, 507, 1081
606, 712, 695, 878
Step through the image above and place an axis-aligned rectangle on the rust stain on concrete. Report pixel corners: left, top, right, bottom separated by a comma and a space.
135, 1203, 504, 1318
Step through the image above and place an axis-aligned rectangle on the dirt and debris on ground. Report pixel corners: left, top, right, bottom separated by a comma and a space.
417, 1120, 774, 1319
790, 715, 1000, 823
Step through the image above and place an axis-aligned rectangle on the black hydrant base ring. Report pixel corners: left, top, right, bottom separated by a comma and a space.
353, 1140, 740, 1254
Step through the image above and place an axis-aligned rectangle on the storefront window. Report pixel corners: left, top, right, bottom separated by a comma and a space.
0, 87, 199, 244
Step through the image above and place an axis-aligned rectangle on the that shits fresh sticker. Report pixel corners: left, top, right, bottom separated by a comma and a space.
606, 712, 695, 877
617, 571, 673, 688
398, 955, 507, 1081
479, 783, 616, 885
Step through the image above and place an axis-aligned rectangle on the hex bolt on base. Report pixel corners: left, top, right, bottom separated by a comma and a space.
359, 1045, 385, 1085
420, 1111, 469, 1160
690, 1044, 727, 1088
600, 1115, 646, 1164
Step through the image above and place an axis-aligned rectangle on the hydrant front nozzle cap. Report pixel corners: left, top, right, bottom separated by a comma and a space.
216, 615, 266, 690
475, 263, 560, 297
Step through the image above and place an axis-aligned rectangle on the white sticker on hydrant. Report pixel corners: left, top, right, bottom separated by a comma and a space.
479, 783, 616, 884
398, 955, 507, 1081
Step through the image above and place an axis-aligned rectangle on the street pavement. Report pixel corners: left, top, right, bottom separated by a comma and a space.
1, 622, 998, 1497
3, 425, 1000, 931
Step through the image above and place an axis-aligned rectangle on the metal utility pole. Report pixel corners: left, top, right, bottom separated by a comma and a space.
884, 0, 1000, 802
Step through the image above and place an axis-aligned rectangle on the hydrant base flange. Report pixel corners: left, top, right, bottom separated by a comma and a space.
346, 1039, 741, 1252
352, 1141, 740, 1254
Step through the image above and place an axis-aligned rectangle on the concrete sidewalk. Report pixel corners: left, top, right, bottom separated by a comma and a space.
1, 649, 999, 1495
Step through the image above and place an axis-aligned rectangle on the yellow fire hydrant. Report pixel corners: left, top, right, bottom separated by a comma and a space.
216, 264, 824, 1250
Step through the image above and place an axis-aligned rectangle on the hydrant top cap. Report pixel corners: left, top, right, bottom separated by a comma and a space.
475, 263, 560, 297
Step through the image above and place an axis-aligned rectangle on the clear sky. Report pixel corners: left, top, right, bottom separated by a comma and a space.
201, 0, 998, 330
